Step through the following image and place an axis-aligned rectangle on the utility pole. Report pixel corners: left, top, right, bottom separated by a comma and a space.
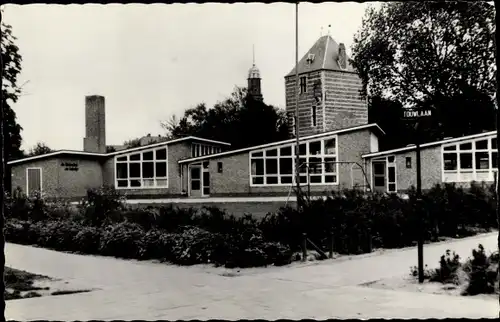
294, 1, 301, 210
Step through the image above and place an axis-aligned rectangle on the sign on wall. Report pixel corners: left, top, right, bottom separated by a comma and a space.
61, 162, 79, 171
402, 108, 432, 120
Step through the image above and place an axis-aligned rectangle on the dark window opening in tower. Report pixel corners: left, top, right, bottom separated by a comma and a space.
300, 76, 307, 94
312, 105, 317, 127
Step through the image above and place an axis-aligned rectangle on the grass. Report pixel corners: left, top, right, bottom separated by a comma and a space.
4, 267, 50, 300
5, 266, 94, 300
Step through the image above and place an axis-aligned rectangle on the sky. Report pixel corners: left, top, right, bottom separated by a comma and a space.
3, 2, 378, 151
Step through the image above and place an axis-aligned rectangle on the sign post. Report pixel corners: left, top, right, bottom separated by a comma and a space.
402, 107, 432, 284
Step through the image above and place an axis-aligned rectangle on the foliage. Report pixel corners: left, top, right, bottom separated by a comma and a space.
429, 250, 462, 284
99, 222, 145, 259
27, 142, 52, 156
162, 87, 289, 149
352, 2, 496, 143
1, 21, 24, 161
463, 244, 498, 295
79, 186, 126, 227
123, 138, 142, 149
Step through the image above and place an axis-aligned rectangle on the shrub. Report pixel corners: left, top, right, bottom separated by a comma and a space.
98, 222, 144, 259
429, 250, 462, 284
73, 226, 102, 254
463, 244, 497, 295
80, 186, 126, 227
35, 221, 82, 251
4, 219, 34, 245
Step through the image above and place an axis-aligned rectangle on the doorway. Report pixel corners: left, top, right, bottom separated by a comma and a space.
27, 167, 42, 197
372, 161, 386, 193
189, 162, 210, 197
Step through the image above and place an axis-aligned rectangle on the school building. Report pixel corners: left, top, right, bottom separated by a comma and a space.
8, 34, 498, 205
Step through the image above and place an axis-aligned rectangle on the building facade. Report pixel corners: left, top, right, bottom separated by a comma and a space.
8, 35, 496, 202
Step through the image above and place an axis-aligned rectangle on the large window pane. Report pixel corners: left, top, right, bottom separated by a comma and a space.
281, 176, 293, 184
388, 183, 396, 192
325, 157, 337, 173
265, 159, 278, 175
443, 153, 457, 170
142, 162, 154, 178
156, 162, 167, 177
279, 158, 293, 174
309, 141, 321, 155
266, 176, 278, 184
475, 152, 489, 170
280, 146, 292, 156
310, 175, 322, 183
266, 149, 278, 157
117, 156, 127, 162
129, 163, 141, 178
117, 180, 128, 187
459, 142, 472, 151
252, 151, 263, 157
143, 151, 154, 160
493, 152, 498, 168
130, 179, 141, 187
388, 166, 396, 182
116, 163, 128, 179
251, 159, 264, 175
309, 157, 322, 174
156, 148, 167, 160
475, 140, 488, 150
443, 145, 456, 151
299, 144, 307, 156
325, 175, 337, 183
130, 153, 141, 161
460, 153, 473, 169
324, 138, 336, 155
299, 158, 307, 173
252, 177, 264, 185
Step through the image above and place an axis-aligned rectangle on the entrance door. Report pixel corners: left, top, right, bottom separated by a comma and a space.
27, 168, 42, 197
372, 161, 386, 193
190, 165, 202, 198
202, 161, 210, 197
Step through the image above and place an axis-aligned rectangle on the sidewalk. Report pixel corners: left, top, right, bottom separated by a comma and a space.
5, 232, 499, 320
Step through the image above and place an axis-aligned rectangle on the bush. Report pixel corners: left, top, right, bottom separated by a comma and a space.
463, 244, 498, 295
98, 222, 144, 259
429, 250, 462, 284
80, 186, 126, 227
73, 226, 102, 254
35, 221, 82, 251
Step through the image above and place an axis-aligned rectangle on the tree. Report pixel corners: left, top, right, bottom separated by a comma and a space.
162, 86, 289, 149
352, 2, 496, 143
28, 142, 52, 157
2, 21, 24, 161
123, 138, 142, 149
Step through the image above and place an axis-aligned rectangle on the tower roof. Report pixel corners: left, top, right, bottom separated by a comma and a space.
248, 64, 261, 79
285, 35, 355, 77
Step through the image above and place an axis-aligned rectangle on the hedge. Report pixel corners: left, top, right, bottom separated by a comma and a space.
4, 181, 497, 267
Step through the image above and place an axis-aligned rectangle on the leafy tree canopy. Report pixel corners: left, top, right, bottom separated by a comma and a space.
2, 21, 24, 161
28, 142, 52, 157
162, 87, 289, 149
352, 2, 496, 144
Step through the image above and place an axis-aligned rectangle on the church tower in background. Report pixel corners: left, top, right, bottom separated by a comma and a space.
247, 45, 263, 102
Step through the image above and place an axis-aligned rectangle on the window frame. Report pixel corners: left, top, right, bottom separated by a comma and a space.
249, 135, 339, 187
299, 76, 307, 94
441, 135, 497, 183
114, 145, 169, 189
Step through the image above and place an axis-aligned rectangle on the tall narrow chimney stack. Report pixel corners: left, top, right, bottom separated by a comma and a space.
83, 95, 106, 153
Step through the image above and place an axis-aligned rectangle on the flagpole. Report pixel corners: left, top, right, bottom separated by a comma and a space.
294, 2, 301, 209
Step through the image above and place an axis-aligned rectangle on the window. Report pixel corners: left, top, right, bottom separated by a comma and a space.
249, 136, 338, 186
217, 162, 223, 173
311, 105, 317, 127
300, 76, 307, 94
191, 143, 220, 157
405, 157, 412, 169
387, 156, 397, 192
115, 147, 168, 189
442, 135, 497, 182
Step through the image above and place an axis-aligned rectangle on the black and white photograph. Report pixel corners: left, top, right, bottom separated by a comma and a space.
1, 1, 498, 320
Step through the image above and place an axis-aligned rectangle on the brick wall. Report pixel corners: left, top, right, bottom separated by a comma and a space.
83, 95, 106, 153
323, 70, 368, 131
11, 157, 103, 198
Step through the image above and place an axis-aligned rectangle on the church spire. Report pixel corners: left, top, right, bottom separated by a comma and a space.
247, 45, 263, 102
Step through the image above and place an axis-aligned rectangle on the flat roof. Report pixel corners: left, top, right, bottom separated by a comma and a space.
179, 123, 385, 164
7, 136, 231, 166
362, 130, 496, 159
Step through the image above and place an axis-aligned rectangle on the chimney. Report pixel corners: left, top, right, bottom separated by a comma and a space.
338, 43, 347, 70
83, 95, 106, 153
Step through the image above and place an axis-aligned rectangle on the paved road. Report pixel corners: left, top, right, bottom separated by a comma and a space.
5, 232, 499, 320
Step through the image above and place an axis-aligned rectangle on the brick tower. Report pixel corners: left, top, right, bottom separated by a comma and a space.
83, 95, 106, 153
285, 35, 368, 138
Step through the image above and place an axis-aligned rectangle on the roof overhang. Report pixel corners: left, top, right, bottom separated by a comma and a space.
7, 150, 108, 166
362, 130, 496, 159
179, 123, 385, 164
